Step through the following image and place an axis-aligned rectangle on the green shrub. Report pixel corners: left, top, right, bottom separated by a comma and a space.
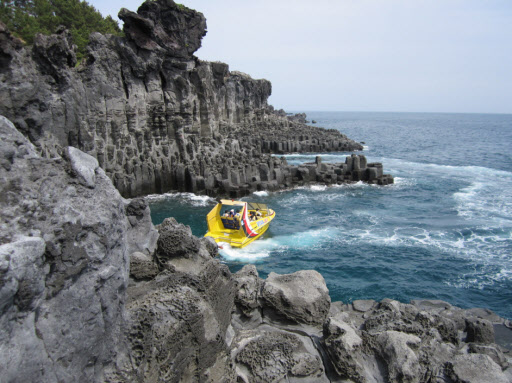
0, 0, 122, 61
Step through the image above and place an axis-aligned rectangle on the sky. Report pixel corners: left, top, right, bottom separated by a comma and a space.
88, 0, 512, 114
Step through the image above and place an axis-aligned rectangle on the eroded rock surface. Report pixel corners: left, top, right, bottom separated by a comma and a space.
0, 116, 128, 382
261, 270, 331, 325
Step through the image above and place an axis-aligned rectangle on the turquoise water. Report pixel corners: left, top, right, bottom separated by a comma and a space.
149, 112, 512, 320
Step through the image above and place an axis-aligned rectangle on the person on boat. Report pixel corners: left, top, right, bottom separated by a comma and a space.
250, 211, 256, 221
255, 209, 262, 218
223, 210, 230, 217
230, 209, 235, 217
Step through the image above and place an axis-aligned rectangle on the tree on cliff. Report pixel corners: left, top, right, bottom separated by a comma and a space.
0, 0, 122, 60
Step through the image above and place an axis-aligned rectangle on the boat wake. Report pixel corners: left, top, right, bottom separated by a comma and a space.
145, 192, 216, 207
218, 227, 338, 262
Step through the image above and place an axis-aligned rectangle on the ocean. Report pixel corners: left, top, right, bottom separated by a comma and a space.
148, 112, 512, 320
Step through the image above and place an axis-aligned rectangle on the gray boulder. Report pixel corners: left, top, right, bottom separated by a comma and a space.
232, 327, 327, 383
446, 354, 509, 383
466, 317, 495, 344
261, 270, 331, 325
323, 316, 366, 382
377, 330, 422, 383
155, 217, 200, 263
65, 146, 99, 188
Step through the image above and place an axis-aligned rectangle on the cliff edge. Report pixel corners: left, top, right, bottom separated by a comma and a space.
0, 0, 392, 199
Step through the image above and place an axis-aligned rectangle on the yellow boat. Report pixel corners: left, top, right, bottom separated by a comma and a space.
205, 199, 276, 248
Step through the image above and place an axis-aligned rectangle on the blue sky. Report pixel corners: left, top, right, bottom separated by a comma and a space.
88, 0, 512, 114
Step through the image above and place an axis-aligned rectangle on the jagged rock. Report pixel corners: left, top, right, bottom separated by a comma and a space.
120, 0, 206, 57
377, 331, 422, 383
112, 262, 235, 382
467, 343, 509, 369
125, 198, 159, 256
261, 270, 331, 325
155, 217, 200, 263
65, 146, 99, 188
201, 236, 218, 257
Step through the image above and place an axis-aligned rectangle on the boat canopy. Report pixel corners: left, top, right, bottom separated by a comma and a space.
246, 202, 269, 211
219, 199, 246, 206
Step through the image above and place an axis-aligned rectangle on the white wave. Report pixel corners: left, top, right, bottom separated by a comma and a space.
363, 145, 370, 151
371, 157, 512, 227
218, 227, 339, 262
218, 242, 271, 263
145, 192, 216, 206
453, 180, 512, 224
253, 191, 269, 197
391, 177, 416, 188
373, 157, 512, 179
310, 185, 328, 192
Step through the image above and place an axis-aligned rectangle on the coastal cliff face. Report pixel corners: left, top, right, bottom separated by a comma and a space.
1, 116, 511, 382
0, 0, 392, 199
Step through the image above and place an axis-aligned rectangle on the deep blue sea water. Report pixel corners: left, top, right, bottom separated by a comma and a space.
148, 112, 512, 320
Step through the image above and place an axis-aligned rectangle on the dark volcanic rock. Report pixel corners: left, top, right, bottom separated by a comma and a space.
120, 0, 206, 57
156, 217, 200, 262
0, 0, 388, 199
110, 217, 236, 382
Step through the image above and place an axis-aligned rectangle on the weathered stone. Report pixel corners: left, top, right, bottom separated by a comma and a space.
233, 264, 260, 315
323, 317, 366, 381
232, 328, 327, 383
446, 354, 509, 383
156, 217, 200, 263
377, 330, 422, 383
125, 198, 159, 256
129, 251, 159, 280
261, 270, 330, 325
466, 318, 495, 344
353, 299, 376, 312
0, 117, 128, 382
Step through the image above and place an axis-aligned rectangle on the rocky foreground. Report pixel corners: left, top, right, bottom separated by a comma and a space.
1, 116, 511, 382
0, 0, 392, 199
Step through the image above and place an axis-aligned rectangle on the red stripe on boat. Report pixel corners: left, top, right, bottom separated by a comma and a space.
242, 205, 258, 237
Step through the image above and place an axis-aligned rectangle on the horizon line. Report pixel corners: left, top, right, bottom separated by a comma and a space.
279, 109, 512, 116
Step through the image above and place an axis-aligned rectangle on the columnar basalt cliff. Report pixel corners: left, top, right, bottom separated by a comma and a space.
1, 116, 510, 382
0, 0, 392, 199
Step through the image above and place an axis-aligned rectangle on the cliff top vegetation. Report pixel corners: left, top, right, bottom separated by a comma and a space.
0, 0, 122, 60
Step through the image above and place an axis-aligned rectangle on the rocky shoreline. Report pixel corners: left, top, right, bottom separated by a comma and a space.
1, 116, 511, 382
1, 0, 511, 382
0, 0, 392, 199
